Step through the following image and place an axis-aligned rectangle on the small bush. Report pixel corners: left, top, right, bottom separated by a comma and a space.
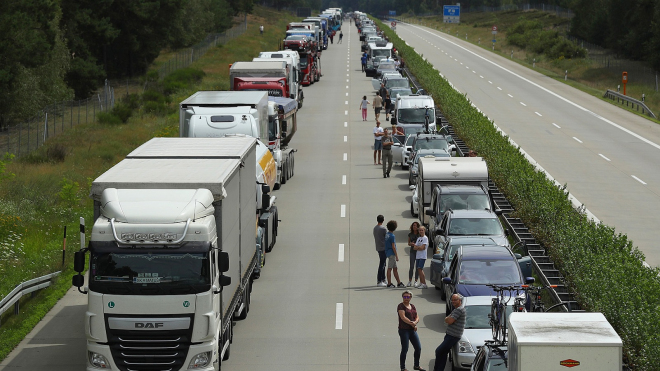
162, 68, 205, 95
46, 143, 67, 162
142, 89, 168, 104
111, 103, 133, 123
97, 111, 122, 125
58, 177, 80, 206
122, 93, 141, 110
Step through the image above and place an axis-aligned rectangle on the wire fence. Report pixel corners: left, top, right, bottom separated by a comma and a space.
4, 20, 249, 158
1, 82, 115, 158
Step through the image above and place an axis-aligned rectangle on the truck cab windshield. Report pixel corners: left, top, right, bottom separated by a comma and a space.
90, 247, 211, 295
372, 49, 390, 59
399, 108, 435, 123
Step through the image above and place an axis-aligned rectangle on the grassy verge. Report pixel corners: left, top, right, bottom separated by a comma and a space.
376, 16, 660, 370
0, 6, 298, 362
400, 9, 660, 123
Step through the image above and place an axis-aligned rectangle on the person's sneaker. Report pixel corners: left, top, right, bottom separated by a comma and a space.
397, 282, 406, 288
419, 284, 428, 289
387, 283, 396, 288
413, 281, 420, 288
406, 281, 413, 287
377, 281, 387, 287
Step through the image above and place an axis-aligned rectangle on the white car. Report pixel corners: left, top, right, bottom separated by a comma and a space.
410, 185, 420, 217
451, 296, 518, 370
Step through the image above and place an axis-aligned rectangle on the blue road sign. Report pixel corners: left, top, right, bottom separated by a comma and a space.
389, 10, 396, 16
444, 5, 460, 17
492, 39, 497, 43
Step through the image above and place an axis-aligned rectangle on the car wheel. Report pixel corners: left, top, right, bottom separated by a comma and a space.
410, 201, 417, 217
446, 302, 451, 316
440, 283, 446, 300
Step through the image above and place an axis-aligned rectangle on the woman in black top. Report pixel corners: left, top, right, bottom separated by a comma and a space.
407, 222, 420, 287
397, 290, 425, 371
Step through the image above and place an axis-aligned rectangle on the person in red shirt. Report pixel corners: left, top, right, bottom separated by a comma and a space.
397, 290, 425, 371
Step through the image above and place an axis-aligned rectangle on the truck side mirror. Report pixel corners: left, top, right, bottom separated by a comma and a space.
218, 251, 230, 273
282, 121, 288, 132
72, 274, 84, 288
74, 250, 86, 272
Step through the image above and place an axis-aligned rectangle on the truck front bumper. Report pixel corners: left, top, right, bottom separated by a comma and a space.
86, 341, 219, 371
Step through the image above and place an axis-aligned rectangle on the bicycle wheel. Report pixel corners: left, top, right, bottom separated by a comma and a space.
490, 301, 500, 341
500, 306, 507, 342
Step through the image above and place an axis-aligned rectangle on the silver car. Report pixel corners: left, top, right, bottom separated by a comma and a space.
451, 296, 516, 370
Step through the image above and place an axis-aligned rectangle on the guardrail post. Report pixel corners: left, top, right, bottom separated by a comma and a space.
14, 301, 19, 315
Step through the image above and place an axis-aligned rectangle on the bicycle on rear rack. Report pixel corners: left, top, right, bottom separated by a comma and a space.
520, 284, 579, 312
487, 284, 521, 343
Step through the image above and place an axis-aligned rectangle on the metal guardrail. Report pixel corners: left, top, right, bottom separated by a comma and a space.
0, 271, 61, 325
604, 89, 656, 119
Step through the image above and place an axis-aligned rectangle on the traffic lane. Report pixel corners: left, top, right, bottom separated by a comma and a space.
397, 23, 660, 265
223, 33, 353, 370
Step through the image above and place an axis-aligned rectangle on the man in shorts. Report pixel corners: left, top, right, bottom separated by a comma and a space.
384, 220, 405, 288
373, 121, 384, 165
373, 92, 383, 121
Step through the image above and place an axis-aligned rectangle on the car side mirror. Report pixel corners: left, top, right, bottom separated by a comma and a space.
432, 253, 443, 260
436, 229, 444, 236
409, 185, 416, 190
525, 277, 535, 284
495, 209, 503, 215
514, 253, 522, 259
442, 277, 452, 284
425, 209, 435, 216
505, 229, 510, 236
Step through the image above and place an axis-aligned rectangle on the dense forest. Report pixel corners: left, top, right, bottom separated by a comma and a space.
2, 0, 659, 126
0, 0, 253, 126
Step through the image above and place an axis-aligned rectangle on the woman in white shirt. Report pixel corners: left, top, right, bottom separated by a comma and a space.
414, 227, 429, 289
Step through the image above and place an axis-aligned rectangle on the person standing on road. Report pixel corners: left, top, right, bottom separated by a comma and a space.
373, 215, 388, 287
361, 52, 368, 72
398, 290, 425, 371
373, 121, 384, 165
373, 92, 383, 121
338, 31, 343, 43
414, 227, 429, 289
407, 222, 420, 287
378, 83, 388, 105
433, 294, 466, 371
360, 95, 371, 121
382, 128, 394, 178
384, 220, 405, 287
329, 31, 334, 44
384, 93, 392, 121
259, 24, 264, 35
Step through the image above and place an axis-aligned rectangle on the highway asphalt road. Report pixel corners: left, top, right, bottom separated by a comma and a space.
396, 22, 660, 267
0, 24, 455, 371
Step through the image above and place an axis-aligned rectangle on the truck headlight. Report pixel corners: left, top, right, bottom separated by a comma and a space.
188, 351, 212, 369
458, 339, 475, 354
89, 352, 110, 369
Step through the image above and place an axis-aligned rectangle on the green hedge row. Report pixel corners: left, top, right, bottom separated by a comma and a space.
375, 19, 660, 369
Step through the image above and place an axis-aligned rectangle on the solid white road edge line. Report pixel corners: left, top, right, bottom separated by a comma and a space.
335, 303, 343, 329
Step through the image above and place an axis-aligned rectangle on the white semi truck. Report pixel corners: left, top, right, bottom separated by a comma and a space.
179, 91, 284, 252
71, 137, 259, 370
507, 312, 623, 371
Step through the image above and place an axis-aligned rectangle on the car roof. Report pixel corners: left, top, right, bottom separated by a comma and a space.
447, 236, 499, 246
449, 209, 497, 218
414, 134, 446, 140
463, 295, 499, 306
415, 149, 449, 157
459, 245, 513, 260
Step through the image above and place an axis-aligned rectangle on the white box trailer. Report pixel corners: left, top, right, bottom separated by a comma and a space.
507, 312, 623, 371
72, 137, 258, 370
416, 157, 489, 224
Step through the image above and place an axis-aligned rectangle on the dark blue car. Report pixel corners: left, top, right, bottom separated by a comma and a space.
441, 245, 534, 315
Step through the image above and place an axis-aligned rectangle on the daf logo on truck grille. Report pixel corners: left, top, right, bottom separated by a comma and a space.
560, 359, 580, 367
120, 232, 177, 241
108, 317, 191, 331
135, 322, 164, 329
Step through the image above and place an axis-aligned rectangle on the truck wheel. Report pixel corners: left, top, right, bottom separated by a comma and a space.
289, 153, 295, 178
281, 164, 287, 185
221, 325, 232, 361
234, 282, 250, 320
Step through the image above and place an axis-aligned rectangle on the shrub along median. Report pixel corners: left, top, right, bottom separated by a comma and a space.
375, 18, 660, 370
